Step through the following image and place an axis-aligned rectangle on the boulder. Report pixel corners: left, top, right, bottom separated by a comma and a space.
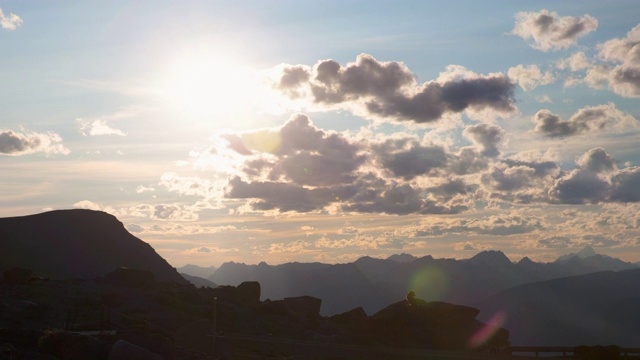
329, 307, 369, 328
102, 268, 155, 288
284, 296, 322, 320
108, 340, 163, 360
371, 300, 507, 350
235, 281, 260, 305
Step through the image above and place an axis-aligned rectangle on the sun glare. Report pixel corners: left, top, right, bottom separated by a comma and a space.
164, 51, 260, 119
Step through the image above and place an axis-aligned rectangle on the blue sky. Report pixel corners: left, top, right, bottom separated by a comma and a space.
2, 1, 640, 266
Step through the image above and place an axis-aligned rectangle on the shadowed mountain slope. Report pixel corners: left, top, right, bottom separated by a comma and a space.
0, 209, 187, 284
475, 269, 640, 346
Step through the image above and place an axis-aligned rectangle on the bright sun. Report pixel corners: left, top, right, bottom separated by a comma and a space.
164, 51, 259, 118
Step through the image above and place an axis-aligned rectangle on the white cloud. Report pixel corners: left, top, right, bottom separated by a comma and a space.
557, 52, 591, 71
508, 64, 555, 91
79, 119, 126, 136
0, 7, 23, 30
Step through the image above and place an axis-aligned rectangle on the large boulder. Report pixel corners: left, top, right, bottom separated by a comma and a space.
235, 281, 260, 305
284, 296, 322, 320
371, 300, 508, 350
329, 306, 369, 329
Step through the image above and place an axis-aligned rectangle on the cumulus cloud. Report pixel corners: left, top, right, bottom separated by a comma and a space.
275, 54, 516, 124
557, 52, 591, 71
609, 167, 640, 202
371, 136, 448, 180
481, 157, 560, 204
576, 147, 617, 173
463, 123, 505, 157
549, 148, 640, 205
589, 24, 640, 97
512, 9, 598, 51
0, 7, 22, 30
549, 169, 610, 204
0, 129, 70, 156
533, 103, 637, 138
508, 64, 555, 90
221, 117, 474, 215
79, 119, 126, 136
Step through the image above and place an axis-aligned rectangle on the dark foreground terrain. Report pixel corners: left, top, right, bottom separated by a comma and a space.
0, 268, 511, 359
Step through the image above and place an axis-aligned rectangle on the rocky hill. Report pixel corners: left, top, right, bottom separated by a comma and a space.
0, 209, 187, 284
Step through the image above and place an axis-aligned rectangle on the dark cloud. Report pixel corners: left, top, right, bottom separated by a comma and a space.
503, 158, 560, 178
549, 169, 609, 204
0, 130, 69, 156
533, 103, 636, 138
428, 178, 474, 200
513, 9, 598, 51
484, 165, 536, 191
550, 148, 640, 204
225, 176, 334, 212
341, 180, 466, 215
277, 54, 515, 124
463, 123, 505, 157
448, 147, 489, 175
372, 137, 447, 180
610, 167, 640, 202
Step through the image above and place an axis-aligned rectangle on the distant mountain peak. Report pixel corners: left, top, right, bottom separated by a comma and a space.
577, 246, 597, 258
469, 250, 512, 266
386, 253, 418, 263
555, 246, 599, 263
517, 256, 535, 265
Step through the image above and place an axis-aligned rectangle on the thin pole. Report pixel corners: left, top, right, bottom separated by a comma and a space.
212, 297, 217, 353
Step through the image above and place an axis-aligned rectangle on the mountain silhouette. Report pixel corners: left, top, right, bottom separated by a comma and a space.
177, 264, 217, 278
475, 269, 640, 346
211, 249, 638, 316
0, 209, 187, 284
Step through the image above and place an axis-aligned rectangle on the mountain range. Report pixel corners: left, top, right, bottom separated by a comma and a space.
202, 247, 638, 316
2, 209, 638, 347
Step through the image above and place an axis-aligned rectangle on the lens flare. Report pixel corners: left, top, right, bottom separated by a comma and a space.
468, 311, 507, 348
408, 266, 450, 301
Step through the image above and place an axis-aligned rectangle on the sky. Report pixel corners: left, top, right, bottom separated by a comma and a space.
2, 1, 640, 267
